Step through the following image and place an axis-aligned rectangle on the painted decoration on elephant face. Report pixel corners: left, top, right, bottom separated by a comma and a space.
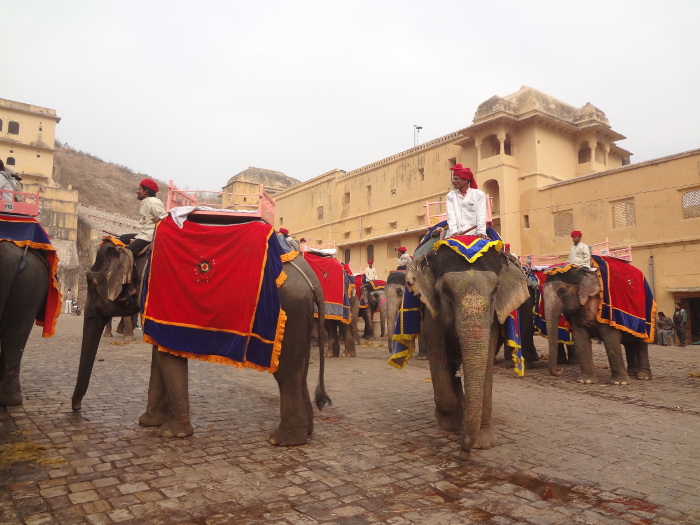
0, 215, 61, 336
141, 217, 285, 373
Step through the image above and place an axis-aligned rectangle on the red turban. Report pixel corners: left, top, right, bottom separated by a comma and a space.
571, 230, 583, 237
367, 260, 373, 264
450, 165, 477, 189
279, 228, 289, 235
397, 247, 407, 252
140, 178, 159, 193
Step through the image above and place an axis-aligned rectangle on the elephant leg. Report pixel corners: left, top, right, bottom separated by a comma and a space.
270, 343, 312, 446
566, 343, 579, 365
139, 347, 169, 427
0, 319, 34, 406
424, 317, 461, 432
324, 321, 338, 358
600, 326, 630, 385
103, 319, 113, 338
154, 350, 193, 438
340, 322, 356, 357
626, 341, 652, 380
121, 316, 135, 342
379, 304, 386, 338
572, 324, 597, 384
473, 322, 499, 450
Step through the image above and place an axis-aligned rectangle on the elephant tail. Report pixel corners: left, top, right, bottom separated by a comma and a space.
313, 281, 332, 410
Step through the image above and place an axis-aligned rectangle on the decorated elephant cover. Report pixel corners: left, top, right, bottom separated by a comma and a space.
141, 216, 286, 373
303, 251, 352, 323
0, 215, 61, 337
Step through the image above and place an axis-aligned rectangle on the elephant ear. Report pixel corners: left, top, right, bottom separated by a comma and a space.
578, 271, 601, 306
104, 248, 134, 301
406, 254, 439, 319
494, 257, 530, 324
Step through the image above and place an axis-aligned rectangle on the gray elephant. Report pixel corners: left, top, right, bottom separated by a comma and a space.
103, 314, 140, 341
544, 261, 653, 384
72, 239, 147, 410
360, 281, 386, 340
324, 292, 358, 357
0, 241, 52, 406
406, 241, 529, 460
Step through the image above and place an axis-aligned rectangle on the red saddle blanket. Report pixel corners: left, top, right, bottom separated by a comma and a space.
0, 215, 60, 337
303, 252, 351, 323
142, 216, 285, 372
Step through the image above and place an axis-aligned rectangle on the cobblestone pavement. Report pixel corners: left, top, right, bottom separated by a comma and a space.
1, 314, 700, 524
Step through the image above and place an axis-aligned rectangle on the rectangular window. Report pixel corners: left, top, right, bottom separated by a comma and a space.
418, 168, 425, 181
344, 192, 350, 204
524, 214, 530, 229
611, 199, 636, 228
682, 189, 700, 219
317, 206, 323, 221
553, 211, 574, 237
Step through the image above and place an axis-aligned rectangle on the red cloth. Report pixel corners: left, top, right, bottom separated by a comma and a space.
303, 252, 349, 322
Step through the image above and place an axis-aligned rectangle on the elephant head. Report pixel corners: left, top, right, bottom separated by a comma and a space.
543, 268, 601, 377
406, 246, 529, 459
385, 270, 406, 351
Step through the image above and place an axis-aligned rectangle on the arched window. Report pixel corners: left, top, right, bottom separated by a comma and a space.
482, 179, 500, 214
578, 142, 591, 164
344, 249, 351, 264
480, 135, 500, 159
366, 245, 374, 264
8, 121, 20, 134
504, 134, 513, 156
6, 157, 15, 166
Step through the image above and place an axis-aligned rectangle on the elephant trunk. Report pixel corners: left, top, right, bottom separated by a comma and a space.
72, 295, 110, 411
544, 286, 564, 377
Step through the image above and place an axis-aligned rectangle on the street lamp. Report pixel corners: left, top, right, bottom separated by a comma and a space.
414, 125, 422, 147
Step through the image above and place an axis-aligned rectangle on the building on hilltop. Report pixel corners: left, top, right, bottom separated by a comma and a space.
1, 97, 81, 300
219, 166, 300, 213
271, 86, 700, 342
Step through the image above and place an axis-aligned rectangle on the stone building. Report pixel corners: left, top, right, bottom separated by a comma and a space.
0, 97, 81, 298
272, 86, 700, 342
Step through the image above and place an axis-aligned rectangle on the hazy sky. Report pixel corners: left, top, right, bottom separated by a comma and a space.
3, 1, 699, 190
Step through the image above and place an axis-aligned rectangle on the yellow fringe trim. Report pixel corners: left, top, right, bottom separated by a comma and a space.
280, 250, 299, 263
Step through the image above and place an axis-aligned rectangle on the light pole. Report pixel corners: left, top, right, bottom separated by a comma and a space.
414, 125, 422, 147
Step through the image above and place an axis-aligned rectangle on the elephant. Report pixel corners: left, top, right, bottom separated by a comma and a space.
0, 241, 51, 406
406, 242, 530, 460
544, 265, 652, 384
72, 239, 149, 411
72, 237, 331, 446
360, 281, 386, 340
497, 283, 540, 367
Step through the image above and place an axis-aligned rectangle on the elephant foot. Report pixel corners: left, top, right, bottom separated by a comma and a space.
576, 374, 598, 384
435, 410, 462, 432
324, 352, 337, 358
157, 418, 194, 438
0, 392, 23, 407
123, 335, 135, 342
416, 352, 429, 361
103, 333, 113, 338
268, 426, 309, 446
139, 410, 169, 427
609, 372, 631, 385
635, 370, 652, 381
472, 427, 497, 450
341, 351, 356, 357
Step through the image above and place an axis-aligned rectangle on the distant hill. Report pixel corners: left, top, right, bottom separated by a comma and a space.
53, 142, 165, 217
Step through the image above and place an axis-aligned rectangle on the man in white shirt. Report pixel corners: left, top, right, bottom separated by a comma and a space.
567, 230, 591, 268
121, 178, 167, 255
364, 260, 378, 281
445, 164, 487, 238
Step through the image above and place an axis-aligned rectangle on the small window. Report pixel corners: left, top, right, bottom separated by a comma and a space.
523, 214, 530, 229
682, 190, 700, 219
418, 168, 425, 181
553, 211, 574, 237
480, 135, 500, 159
317, 206, 324, 221
8, 121, 20, 134
344, 192, 350, 204
578, 142, 591, 164
279, 217, 283, 226
366, 185, 371, 202
6, 157, 15, 166
344, 249, 351, 264
504, 135, 512, 156
391, 189, 397, 196
0, 119, 3, 132
612, 199, 636, 228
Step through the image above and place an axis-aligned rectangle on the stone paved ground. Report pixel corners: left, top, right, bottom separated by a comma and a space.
1, 313, 700, 524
